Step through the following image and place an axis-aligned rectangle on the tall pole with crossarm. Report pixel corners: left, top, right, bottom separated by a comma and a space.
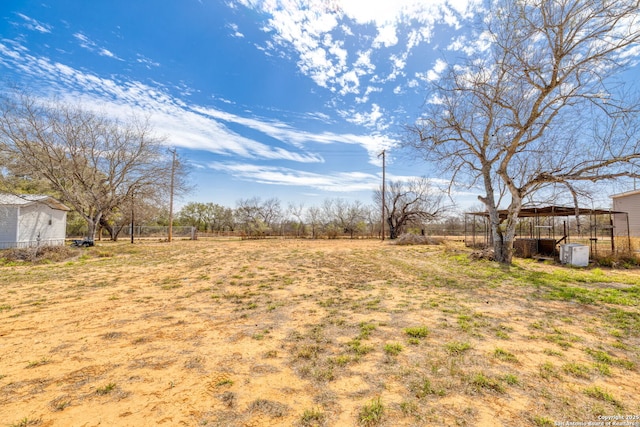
168, 148, 176, 242
378, 149, 386, 241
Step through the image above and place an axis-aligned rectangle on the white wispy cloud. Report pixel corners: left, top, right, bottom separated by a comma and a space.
16, 13, 52, 33
73, 32, 123, 60
0, 40, 392, 176
235, 0, 482, 139
192, 105, 393, 160
424, 58, 448, 82
136, 54, 160, 68
239, 0, 480, 93
228, 23, 244, 38
339, 104, 386, 131
206, 162, 380, 192
447, 30, 492, 56
372, 23, 398, 48
204, 162, 454, 194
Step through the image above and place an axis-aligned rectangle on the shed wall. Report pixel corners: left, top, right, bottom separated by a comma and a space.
613, 193, 640, 237
0, 206, 19, 249
16, 204, 67, 247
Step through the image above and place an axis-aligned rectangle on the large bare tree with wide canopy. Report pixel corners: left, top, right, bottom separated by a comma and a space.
374, 177, 447, 239
406, 0, 640, 263
0, 92, 179, 242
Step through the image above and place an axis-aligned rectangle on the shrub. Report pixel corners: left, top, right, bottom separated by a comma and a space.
393, 234, 444, 246
593, 251, 639, 268
0, 245, 78, 264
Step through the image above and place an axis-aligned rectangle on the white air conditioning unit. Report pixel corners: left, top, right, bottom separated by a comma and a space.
560, 244, 589, 267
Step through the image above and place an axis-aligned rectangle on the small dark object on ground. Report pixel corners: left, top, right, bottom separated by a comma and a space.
72, 239, 94, 247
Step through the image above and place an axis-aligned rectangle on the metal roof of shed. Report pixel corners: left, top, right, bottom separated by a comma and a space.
0, 194, 70, 211
611, 189, 640, 199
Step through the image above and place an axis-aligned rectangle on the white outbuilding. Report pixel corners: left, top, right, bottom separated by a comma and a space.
612, 189, 640, 238
0, 194, 70, 249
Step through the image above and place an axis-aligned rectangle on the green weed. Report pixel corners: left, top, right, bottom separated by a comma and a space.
296, 344, 322, 360
539, 362, 560, 380
300, 407, 325, 426
412, 378, 446, 398
593, 363, 612, 376
9, 417, 41, 427
445, 341, 472, 355
502, 374, 520, 385
399, 401, 418, 416
26, 357, 50, 368
404, 326, 429, 338
469, 372, 504, 393
584, 348, 634, 369
533, 416, 554, 426
359, 397, 384, 426
50, 396, 71, 411
562, 363, 590, 378
96, 382, 117, 395
358, 322, 377, 339
583, 386, 623, 409
347, 339, 373, 356
493, 348, 518, 363
383, 343, 403, 356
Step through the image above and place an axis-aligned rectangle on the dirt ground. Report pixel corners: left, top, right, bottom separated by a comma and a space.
0, 239, 638, 426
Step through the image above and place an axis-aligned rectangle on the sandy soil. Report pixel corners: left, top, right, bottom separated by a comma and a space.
0, 239, 638, 426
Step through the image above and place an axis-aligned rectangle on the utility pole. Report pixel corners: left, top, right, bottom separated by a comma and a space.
168, 149, 176, 243
130, 188, 135, 244
378, 149, 386, 241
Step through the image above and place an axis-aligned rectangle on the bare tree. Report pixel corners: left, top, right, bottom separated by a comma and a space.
406, 0, 640, 263
305, 206, 322, 239
178, 202, 211, 231
373, 177, 447, 239
206, 203, 235, 232
261, 197, 283, 232
235, 197, 282, 236
287, 202, 305, 237
178, 202, 234, 232
361, 204, 380, 238
324, 198, 366, 239
0, 93, 178, 242
99, 196, 166, 241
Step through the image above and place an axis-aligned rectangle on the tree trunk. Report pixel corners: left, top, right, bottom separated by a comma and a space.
387, 217, 398, 239
112, 224, 126, 241
488, 203, 520, 264
493, 231, 514, 264
86, 218, 97, 242
479, 164, 521, 264
99, 217, 115, 241
85, 212, 103, 242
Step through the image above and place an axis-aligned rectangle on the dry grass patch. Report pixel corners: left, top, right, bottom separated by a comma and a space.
0, 239, 638, 426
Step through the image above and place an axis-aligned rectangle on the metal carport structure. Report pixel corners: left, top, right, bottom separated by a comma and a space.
464, 206, 630, 259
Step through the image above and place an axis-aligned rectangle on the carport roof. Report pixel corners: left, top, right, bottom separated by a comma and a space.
466, 205, 626, 219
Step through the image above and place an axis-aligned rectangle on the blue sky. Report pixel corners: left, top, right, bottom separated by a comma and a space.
1, 0, 636, 211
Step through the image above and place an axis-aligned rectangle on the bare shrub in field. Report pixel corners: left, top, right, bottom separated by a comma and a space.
593, 251, 640, 268
393, 233, 444, 246
0, 245, 79, 264
469, 248, 495, 261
